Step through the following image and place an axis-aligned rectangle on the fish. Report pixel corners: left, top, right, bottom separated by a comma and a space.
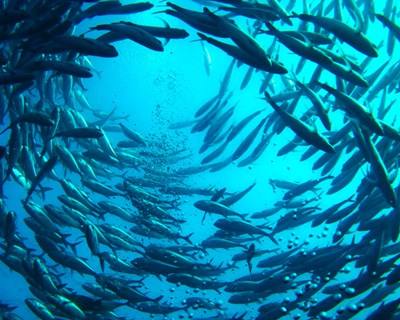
31, 35, 119, 57
119, 123, 147, 146
76, 2, 154, 22
264, 91, 335, 153
92, 22, 164, 52
0, 112, 54, 135
246, 243, 255, 273
231, 116, 268, 161
24, 60, 94, 78
53, 127, 104, 139
1, 0, 400, 319
25, 156, 58, 202
197, 32, 287, 74
376, 14, 400, 42
291, 13, 378, 57
292, 77, 331, 130
194, 199, 247, 220
165, 2, 230, 37
214, 217, 277, 244
317, 82, 383, 134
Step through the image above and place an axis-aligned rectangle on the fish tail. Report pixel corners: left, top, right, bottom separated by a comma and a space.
264, 22, 277, 32
182, 232, 194, 244
268, 233, 278, 245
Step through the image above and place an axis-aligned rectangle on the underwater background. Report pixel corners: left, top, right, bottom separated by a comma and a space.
1, 0, 400, 319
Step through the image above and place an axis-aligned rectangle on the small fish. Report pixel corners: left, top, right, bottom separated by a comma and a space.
246, 243, 255, 273
54, 127, 103, 139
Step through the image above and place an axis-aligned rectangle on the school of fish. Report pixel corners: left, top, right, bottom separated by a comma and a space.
1, 0, 400, 319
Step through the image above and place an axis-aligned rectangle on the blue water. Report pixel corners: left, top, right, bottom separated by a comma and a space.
1, 0, 400, 319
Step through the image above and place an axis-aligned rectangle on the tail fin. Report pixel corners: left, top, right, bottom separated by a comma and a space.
287, 11, 300, 18
197, 32, 209, 42
264, 22, 277, 32
181, 232, 193, 244
153, 295, 164, 302
267, 232, 278, 245
201, 211, 207, 223
0, 124, 11, 135
68, 240, 83, 255
36, 186, 53, 200
99, 254, 105, 272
